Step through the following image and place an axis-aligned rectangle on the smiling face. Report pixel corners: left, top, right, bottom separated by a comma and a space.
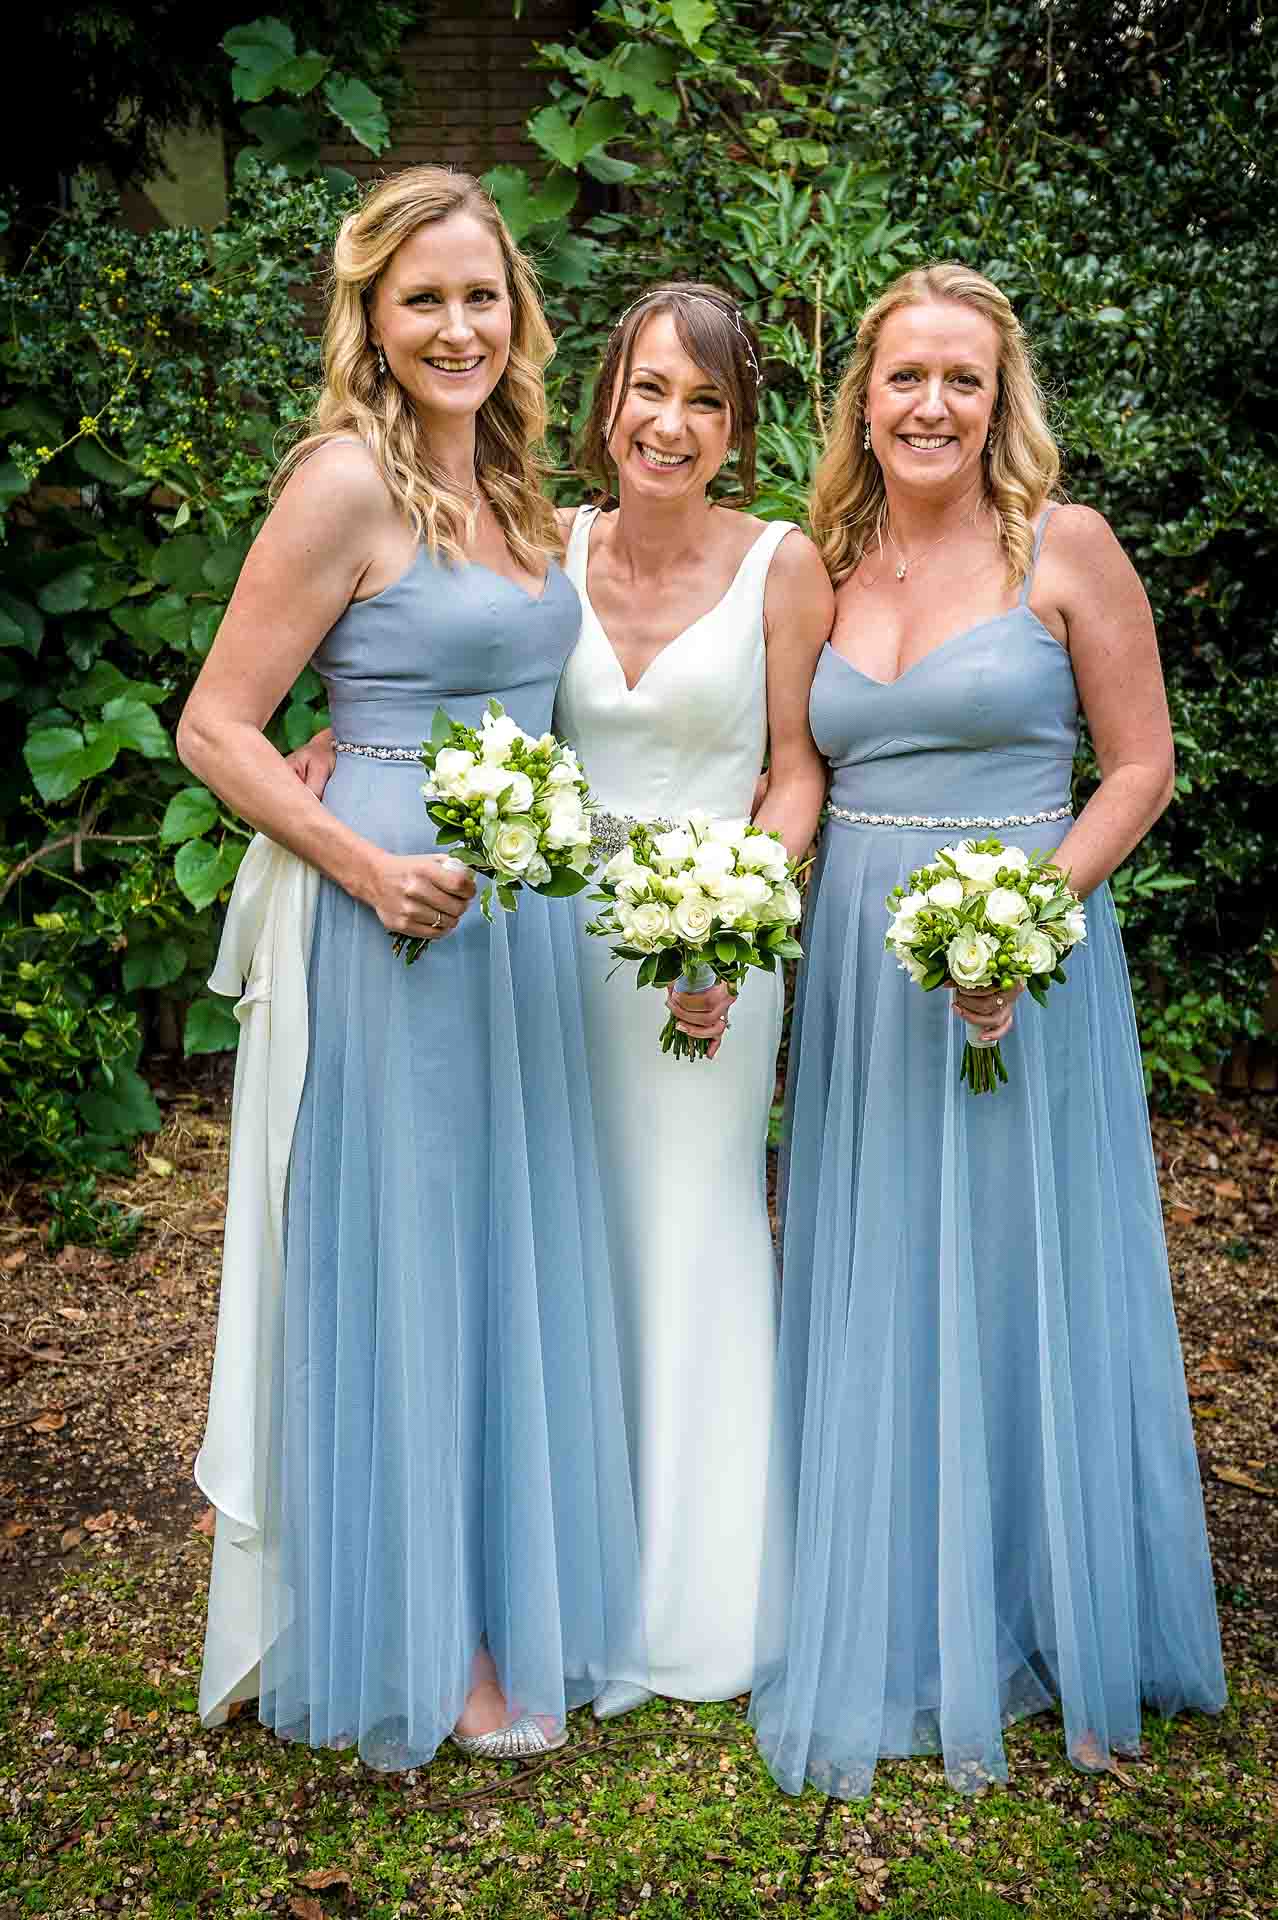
866, 300, 1001, 498
606, 310, 734, 503
367, 210, 512, 427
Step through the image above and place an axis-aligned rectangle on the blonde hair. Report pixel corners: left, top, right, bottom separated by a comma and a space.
275, 166, 558, 570
576, 282, 762, 507
811, 263, 1060, 587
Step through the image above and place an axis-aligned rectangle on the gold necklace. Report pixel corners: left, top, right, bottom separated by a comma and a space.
886, 520, 964, 582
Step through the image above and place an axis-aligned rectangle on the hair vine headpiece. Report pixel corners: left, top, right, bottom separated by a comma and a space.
610, 290, 763, 391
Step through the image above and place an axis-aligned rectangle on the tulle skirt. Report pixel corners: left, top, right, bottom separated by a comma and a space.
256, 756, 644, 1768
750, 818, 1226, 1798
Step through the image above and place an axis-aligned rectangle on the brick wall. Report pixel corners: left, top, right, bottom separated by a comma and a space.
321, 0, 586, 186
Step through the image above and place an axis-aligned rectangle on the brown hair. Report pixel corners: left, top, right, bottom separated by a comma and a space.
810, 262, 1061, 587
274, 165, 559, 570
576, 282, 762, 506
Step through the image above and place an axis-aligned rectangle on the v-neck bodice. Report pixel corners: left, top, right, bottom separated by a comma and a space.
812, 511, 1080, 820
554, 504, 796, 819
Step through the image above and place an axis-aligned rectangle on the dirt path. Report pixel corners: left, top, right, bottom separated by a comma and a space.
2, 1079, 1275, 1661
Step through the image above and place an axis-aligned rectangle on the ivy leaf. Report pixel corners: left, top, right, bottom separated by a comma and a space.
572, 97, 629, 159
610, 45, 680, 121
78, 1065, 161, 1142
536, 230, 601, 290
481, 165, 577, 241
671, 0, 717, 48
174, 838, 242, 911
0, 588, 44, 655
123, 935, 188, 991
100, 696, 174, 760
161, 786, 220, 845
184, 995, 242, 1057
273, 52, 331, 97
222, 17, 295, 62
37, 565, 95, 615
582, 149, 640, 185
22, 725, 119, 802
323, 74, 390, 153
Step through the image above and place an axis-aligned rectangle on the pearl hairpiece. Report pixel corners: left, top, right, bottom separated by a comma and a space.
610, 291, 763, 391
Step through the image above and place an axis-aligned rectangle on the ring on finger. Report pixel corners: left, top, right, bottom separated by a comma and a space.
430, 908, 443, 930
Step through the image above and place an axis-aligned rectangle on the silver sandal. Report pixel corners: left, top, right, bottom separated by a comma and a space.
450, 1713, 568, 1760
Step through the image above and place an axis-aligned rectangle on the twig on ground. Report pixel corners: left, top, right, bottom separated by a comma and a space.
0, 1332, 191, 1432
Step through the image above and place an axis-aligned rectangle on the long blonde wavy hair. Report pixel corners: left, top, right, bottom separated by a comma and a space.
275, 166, 558, 570
811, 263, 1061, 588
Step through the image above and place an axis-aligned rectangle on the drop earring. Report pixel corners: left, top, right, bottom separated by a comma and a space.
377, 345, 386, 376
863, 419, 871, 452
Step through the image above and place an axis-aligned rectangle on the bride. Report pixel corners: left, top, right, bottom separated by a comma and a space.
291, 281, 832, 1713
554, 283, 830, 1713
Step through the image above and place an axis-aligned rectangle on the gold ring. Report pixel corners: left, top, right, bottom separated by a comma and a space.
431, 909, 443, 930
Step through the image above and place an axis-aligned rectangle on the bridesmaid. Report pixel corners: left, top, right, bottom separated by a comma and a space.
751, 263, 1226, 1797
181, 166, 642, 1769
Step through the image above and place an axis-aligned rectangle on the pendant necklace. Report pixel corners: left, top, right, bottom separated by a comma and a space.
887, 520, 963, 582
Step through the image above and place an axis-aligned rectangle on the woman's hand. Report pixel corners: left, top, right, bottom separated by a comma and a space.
366, 851, 477, 941
665, 979, 735, 1060
286, 727, 336, 797
950, 981, 1024, 1046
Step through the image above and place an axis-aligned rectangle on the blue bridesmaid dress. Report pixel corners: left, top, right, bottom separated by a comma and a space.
256, 549, 643, 1768
751, 511, 1226, 1797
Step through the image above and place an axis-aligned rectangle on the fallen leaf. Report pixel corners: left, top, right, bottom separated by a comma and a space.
28, 1408, 67, 1433
636, 1793, 657, 1813
3, 1520, 32, 1539
1213, 1466, 1273, 1496
298, 1868, 354, 1891
1168, 1206, 1200, 1228
29, 1345, 66, 1362
1200, 1349, 1245, 1374
1, 1249, 27, 1271
60, 1527, 86, 1552
289, 1899, 325, 1920
83, 1510, 118, 1534
1213, 1179, 1244, 1201
55, 1306, 88, 1322
193, 1506, 217, 1537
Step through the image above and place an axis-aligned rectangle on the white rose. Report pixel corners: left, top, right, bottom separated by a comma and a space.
652, 827, 695, 866
927, 876, 965, 909
889, 911, 922, 948
764, 880, 802, 925
738, 834, 785, 875
1029, 881, 1055, 904
946, 929, 997, 986
545, 759, 581, 788
997, 845, 1030, 873
467, 762, 517, 801
485, 818, 538, 876
432, 747, 476, 797
602, 845, 638, 883
984, 886, 1030, 928
1011, 928, 1057, 976
1063, 904, 1087, 945
691, 844, 735, 886
896, 890, 930, 918
499, 770, 535, 814
543, 788, 586, 848
707, 816, 749, 845
733, 871, 772, 909
526, 853, 551, 887
629, 900, 674, 948
673, 892, 716, 942
480, 711, 524, 763
951, 844, 1001, 889
616, 863, 657, 902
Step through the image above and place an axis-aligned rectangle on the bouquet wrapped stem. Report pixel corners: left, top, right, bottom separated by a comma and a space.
588, 812, 805, 1064
395, 699, 594, 964
885, 835, 1087, 1096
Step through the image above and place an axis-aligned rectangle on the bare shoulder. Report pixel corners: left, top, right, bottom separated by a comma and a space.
273, 435, 395, 534
553, 503, 583, 542
1041, 500, 1126, 569
765, 525, 836, 613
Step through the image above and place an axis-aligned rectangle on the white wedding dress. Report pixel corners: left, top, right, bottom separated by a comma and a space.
555, 505, 796, 1700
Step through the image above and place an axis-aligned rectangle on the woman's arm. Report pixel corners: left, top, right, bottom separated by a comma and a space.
1039, 505, 1175, 898
177, 441, 474, 940
752, 531, 834, 862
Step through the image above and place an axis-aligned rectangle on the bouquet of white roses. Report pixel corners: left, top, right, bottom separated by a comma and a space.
394, 699, 594, 963
586, 810, 805, 1061
885, 835, 1087, 1094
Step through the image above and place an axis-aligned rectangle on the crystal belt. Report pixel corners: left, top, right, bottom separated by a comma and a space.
590, 807, 674, 861
826, 803, 1072, 831
334, 741, 421, 762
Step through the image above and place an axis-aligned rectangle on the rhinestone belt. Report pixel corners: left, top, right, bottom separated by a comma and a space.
334, 741, 421, 762
590, 807, 674, 861
826, 803, 1072, 831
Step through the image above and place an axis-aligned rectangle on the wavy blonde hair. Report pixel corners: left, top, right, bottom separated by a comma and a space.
275, 166, 558, 570
811, 263, 1060, 587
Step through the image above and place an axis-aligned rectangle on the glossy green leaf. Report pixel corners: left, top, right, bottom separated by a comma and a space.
101, 696, 174, 760
161, 786, 220, 845
322, 74, 390, 152
0, 589, 44, 655
78, 1065, 162, 1141
184, 994, 242, 1056
123, 934, 188, 991
37, 565, 96, 615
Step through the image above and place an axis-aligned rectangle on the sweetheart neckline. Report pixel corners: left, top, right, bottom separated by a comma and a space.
824, 606, 1063, 688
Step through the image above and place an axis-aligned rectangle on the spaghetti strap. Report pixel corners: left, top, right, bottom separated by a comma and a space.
1020, 504, 1060, 604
